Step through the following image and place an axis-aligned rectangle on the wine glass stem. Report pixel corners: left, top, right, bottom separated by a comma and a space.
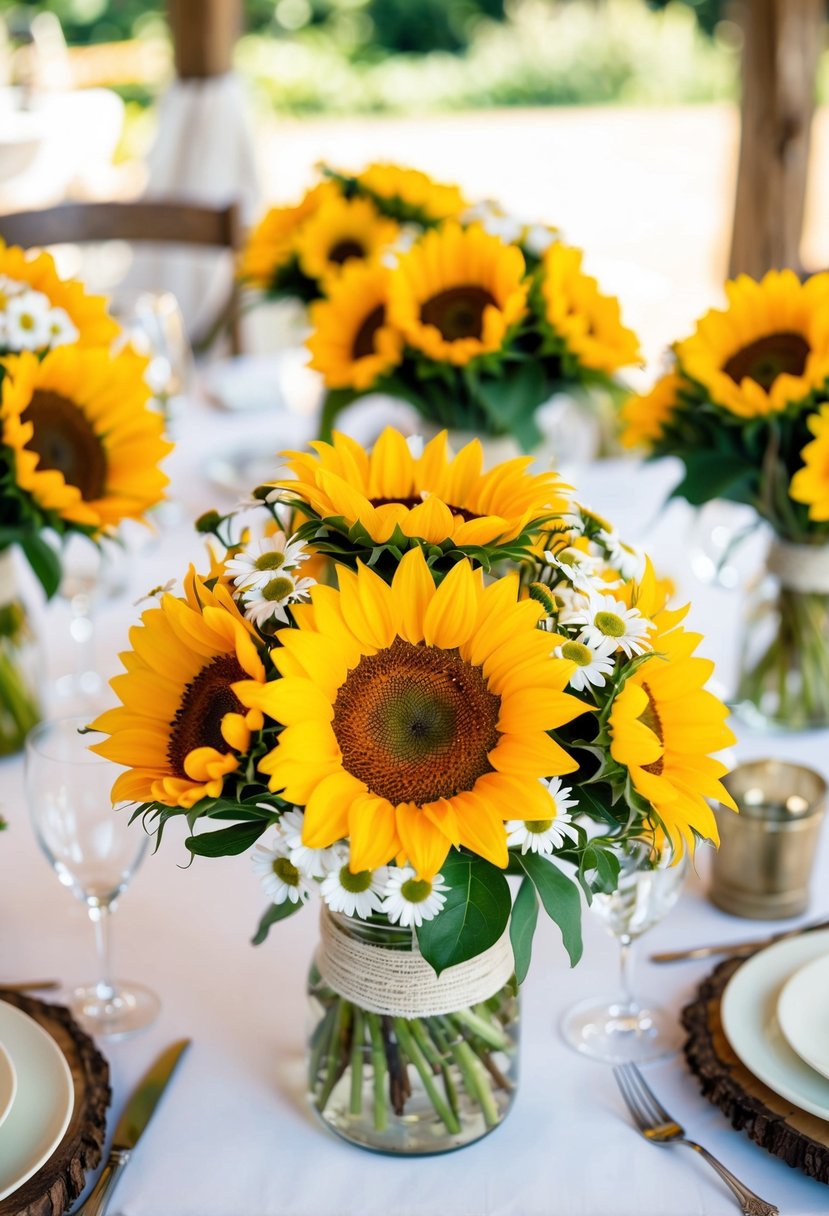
618, 933, 636, 1012
89, 901, 116, 1001
70, 591, 96, 687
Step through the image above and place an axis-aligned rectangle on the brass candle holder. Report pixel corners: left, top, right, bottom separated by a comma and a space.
711, 759, 827, 919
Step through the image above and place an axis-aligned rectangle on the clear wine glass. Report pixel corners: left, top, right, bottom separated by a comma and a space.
560, 840, 687, 1063
110, 288, 193, 429
25, 715, 160, 1039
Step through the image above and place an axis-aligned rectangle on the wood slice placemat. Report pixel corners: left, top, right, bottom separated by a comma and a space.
682, 956, 829, 1184
0, 992, 110, 1216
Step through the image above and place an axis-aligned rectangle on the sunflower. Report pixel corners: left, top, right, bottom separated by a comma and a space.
237, 548, 585, 878
295, 195, 399, 285
538, 242, 641, 375
620, 372, 681, 450
90, 570, 267, 809
356, 163, 467, 224
675, 269, 829, 419
790, 404, 829, 521
275, 426, 571, 548
0, 242, 118, 349
238, 183, 335, 289
608, 626, 736, 856
1, 347, 171, 532
387, 223, 528, 367
306, 262, 402, 390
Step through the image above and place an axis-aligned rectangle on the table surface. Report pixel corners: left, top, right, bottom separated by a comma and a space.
1, 375, 828, 1216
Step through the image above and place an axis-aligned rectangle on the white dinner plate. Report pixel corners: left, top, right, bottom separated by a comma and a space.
0, 1002, 74, 1202
777, 951, 829, 1082
721, 928, 829, 1121
0, 1042, 16, 1131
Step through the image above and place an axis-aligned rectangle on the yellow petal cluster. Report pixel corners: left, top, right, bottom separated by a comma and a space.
306, 261, 402, 390
791, 403, 829, 521
539, 242, 641, 374
0, 242, 118, 348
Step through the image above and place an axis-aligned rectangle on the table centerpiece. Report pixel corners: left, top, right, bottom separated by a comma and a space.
622, 267, 829, 729
90, 427, 734, 1154
0, 242, 171, 752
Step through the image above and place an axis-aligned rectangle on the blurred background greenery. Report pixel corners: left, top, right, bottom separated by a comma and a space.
0, 0, 741, 114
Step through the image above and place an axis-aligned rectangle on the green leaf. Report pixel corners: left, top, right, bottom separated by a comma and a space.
185, 820, 268, 857
670, 451, 757, 506
581, 846, 620, 896
473, 362, 547, 450
509, 878, 538, 985
515, 852, 583, 966
251, 897, 305, 945
19, 532, 61, 599
416, 851, 511, 976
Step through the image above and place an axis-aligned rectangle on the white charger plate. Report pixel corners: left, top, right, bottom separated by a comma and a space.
777, 951, 829, 1082
0, 1042, 16, 1131
721, 928, 829, 1121
0, 1002, 74, 1201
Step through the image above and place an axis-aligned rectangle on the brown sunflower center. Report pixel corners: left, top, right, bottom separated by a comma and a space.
22, 390, 107, 501
328, 239, 365, 265
332, 636, 501, 804
638, 681, 665, 777
352, 305, 385, 359
368, 494, 481, 524
420, 286, 497, 341
723, 332, 810, 391
167, 654, 246, 778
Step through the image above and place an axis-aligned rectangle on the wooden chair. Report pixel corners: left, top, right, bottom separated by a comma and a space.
0, 199, 243, 354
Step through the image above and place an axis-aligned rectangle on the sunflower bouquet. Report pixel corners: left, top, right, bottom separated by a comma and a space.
0, 242, 172, 752
91, 426, 733, 1153
622, 267, 829, 728
240, 163, 640, 451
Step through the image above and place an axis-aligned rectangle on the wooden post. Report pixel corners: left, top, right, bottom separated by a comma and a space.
167, 0, 242, 80
728, 0, 824, 279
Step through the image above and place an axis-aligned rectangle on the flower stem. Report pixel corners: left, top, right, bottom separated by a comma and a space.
393, 1017, 461, 1136
348, 1007, 364, 1116
365, 1012, 388, 1132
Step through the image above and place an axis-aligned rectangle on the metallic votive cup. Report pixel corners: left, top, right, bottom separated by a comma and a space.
711, 759, 827, 919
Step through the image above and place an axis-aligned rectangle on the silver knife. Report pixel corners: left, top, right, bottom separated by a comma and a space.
650, 916, 829, 963
78, 1039, 191, 1216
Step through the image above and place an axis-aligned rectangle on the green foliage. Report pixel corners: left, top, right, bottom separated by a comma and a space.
416, 850, 511, 975
252, 896, 305, 944
513, 851, 583, 966
185, 819, 270, 857
508, 878, 538, 985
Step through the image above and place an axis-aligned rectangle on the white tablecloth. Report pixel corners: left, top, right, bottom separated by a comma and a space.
1, 385, 828, 1216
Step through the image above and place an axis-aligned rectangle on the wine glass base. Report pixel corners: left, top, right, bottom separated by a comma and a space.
70, 980, 161, 1041
559, 994, 681, 1064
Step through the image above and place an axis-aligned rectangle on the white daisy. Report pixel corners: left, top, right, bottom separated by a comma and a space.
506, 778, 579, 854
225, 532, 310, 593
45, 306, 79, 349
133, 578, 177, 607
545, 547, 605, 594
462, 201, 523, 245
522, 223, 558, 258
251, 835, 312, 905
274, 807, 342, 879
0, 274, 25, 302
381, 866, 449, 928
597, 528, 646, 582
571, 591, 654, 658
243, 571, 316, 628
320, 862, 388, 919
554, 635, 617, 692
5, 289, 53, 351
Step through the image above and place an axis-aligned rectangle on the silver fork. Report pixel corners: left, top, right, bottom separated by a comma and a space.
613, 1063, 779, 1216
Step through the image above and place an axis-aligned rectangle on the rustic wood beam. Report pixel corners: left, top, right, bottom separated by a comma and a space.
728, 0, 824, 279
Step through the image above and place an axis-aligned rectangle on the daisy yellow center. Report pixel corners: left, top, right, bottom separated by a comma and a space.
262, 576, 295, 603
560, 640, 594, 667
339, 866, 373, 893
400, 877, 432, 903
273, 856, 300, 885
167, 654, 246, 777
255, 552, 286, 572
328, 239, 365, 265
420, 286, 496, 341
638, 682, 665, 777
723, 332, 810, 390
22, 390, 107, 501
332, 636, 501, 804
526, 819, 553, 833
352, 305, 385, 359
594, 610, 625, 638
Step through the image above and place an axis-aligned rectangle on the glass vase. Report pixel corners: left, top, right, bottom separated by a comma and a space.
736, 540, 829, 730
0, 548, 42, 756
307, 912, 519, 1155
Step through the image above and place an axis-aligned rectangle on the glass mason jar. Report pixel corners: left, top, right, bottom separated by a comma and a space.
307, 912, 519, 1155
0, 548, 42, 756
736, 539, 829, 730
